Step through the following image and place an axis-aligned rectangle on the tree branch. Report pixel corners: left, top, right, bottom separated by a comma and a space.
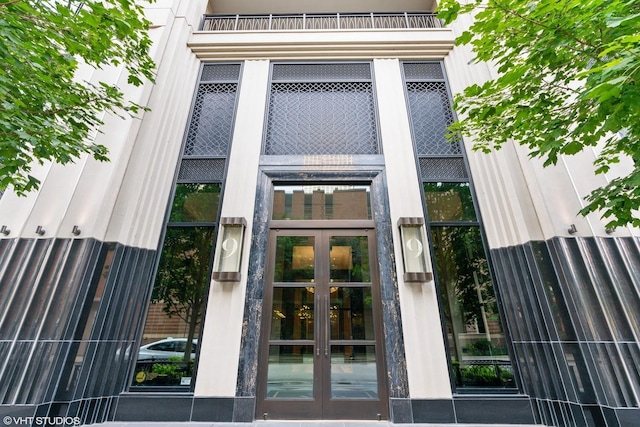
0, 0, 25, 6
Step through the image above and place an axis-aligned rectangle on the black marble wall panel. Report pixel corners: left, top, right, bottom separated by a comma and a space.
0, 238, 156, 424
492, 237, 640, 427
236, 163, 410, 402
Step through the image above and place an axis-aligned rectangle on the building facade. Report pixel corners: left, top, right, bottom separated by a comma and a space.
0, 1, 639, 426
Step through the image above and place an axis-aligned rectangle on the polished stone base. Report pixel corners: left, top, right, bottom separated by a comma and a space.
109, 395, 536, 425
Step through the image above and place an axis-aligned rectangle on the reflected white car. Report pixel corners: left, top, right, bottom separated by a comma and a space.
137, 338, 198, 361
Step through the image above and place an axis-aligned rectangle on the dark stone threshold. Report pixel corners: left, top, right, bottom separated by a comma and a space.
396, 395, 535, 424
112, 394, 254, 423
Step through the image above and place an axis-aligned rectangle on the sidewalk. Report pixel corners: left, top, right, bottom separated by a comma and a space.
97, 422, 542, 427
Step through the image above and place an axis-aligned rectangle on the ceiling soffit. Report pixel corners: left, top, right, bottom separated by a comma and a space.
207, 0, 437, 15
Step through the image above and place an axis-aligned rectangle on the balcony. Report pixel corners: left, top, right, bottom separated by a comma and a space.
200, 12, 443, 31
189, 12, 453, 61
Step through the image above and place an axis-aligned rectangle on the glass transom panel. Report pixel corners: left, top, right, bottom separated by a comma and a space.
272, 185, 372, 220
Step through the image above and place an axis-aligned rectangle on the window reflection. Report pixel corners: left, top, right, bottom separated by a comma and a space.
331, 345, 378, 398
424, 182, 476, 222
330, 287, 374, 340
273, 185, 372, 220
267, 345, 314, 399
431, 226, 515, 389
271, 287, 315, 340
274, 236, 315, 282
169, 183, 221, 223
329, 236, 370, 282
132, 226, 215, 388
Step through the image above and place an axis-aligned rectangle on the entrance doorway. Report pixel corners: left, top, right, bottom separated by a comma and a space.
256, 229, 388, 420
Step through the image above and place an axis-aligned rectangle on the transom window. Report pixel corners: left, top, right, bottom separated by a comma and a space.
272, 184, 372, 220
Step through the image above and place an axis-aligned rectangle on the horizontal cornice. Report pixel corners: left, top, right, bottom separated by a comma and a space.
188, 29, 455, 60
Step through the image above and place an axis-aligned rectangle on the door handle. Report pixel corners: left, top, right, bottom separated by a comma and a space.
324, 295, 329, 357
316, 293, 320, 356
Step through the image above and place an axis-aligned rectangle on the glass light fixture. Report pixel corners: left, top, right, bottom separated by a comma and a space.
398, 217, 433, 283
212, 217, 246, 282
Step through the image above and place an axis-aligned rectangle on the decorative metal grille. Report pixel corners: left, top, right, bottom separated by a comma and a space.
403, 62, 444, 80
272, 63, 371, 82
264, 82, 378, 155
201, 63, 241, 82
419, 157, 468, 180
406, 81, 461, 156
178, 158, 226, 182
201, 13, 442, 31
184, 83, 237, 157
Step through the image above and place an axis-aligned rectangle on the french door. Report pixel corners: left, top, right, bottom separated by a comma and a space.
256, 228, 388, 420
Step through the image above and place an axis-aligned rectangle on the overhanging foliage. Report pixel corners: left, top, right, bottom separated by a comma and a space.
438, 0, 640, 227
0, 0, 155, 194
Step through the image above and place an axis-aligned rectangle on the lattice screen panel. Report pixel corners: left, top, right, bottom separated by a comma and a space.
201, 63, 241, 82
419, 157, 468, 180
403, 62, 444, 80
178, 158, 226, 182
271, 63, 371, 82
265, 82, 378, 155
184, 83, 237, 157
406, 82, 461, 156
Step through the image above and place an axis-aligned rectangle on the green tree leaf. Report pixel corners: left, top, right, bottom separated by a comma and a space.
437, 0, 640, 227
0, 0, 156, 195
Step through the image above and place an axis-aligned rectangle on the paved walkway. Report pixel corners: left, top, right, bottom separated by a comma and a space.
97, 422, 542, 427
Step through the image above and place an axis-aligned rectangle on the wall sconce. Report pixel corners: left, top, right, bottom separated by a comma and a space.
35, 226, 46, 236
72, 225, 81, 236
398, 217, 433, 283
0, 225, 10, 236
211, 217, 247, 282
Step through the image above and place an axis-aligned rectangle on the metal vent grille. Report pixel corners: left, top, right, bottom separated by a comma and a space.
272, 63, 372, 82
265, 82, 378, 155
419, 157, 468, 180
184, 83, 237, 156
178, 158, 226, 182
403, 62, 444, 80
406, 82, 461, 156
201, 63, 241, 81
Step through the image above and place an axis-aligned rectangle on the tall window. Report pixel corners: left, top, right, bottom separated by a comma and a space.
403, 62, 516, 390
264, 62, 379, 155
131, 63, 241, 390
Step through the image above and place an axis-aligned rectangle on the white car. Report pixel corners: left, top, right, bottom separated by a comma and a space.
137, 338, 198, 361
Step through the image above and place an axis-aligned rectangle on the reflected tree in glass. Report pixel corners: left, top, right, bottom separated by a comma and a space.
169, 183, 221, 223
152, 226, 215, 365
431, 226, 497, 363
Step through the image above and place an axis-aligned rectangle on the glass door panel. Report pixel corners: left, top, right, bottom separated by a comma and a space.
267, 345, 314, 398
329, 287, 374, 340
329, 236, 370, 282
258, 229, 387, 420
270, 287, 314, 341
330, 345, 378, 398
274, 236, 315, 282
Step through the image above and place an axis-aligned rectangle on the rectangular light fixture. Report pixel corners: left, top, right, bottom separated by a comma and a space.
212, 217, 247, 282
398, 217, 433, 283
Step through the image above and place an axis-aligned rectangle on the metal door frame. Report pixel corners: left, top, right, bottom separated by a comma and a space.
256, 226, 389, 420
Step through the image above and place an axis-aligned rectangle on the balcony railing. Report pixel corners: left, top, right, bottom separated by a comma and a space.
200, 13, 443, 32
